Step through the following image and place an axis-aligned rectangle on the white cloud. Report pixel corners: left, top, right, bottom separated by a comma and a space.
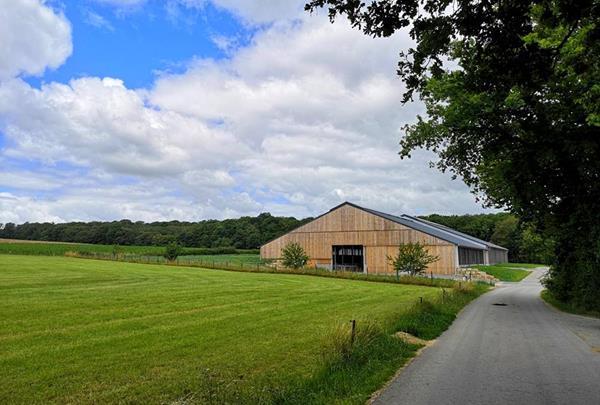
207, 0, 307, 24
83, 9, 115, 31
0, 77, 249, 178
0, 4, 493, 223
0, 0, 72, 80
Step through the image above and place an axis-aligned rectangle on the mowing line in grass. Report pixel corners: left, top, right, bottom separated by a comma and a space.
0, 255, 487, 404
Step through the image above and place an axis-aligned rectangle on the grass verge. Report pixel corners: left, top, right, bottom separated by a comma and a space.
541, 290, 600, 319
473, 263, 533, 282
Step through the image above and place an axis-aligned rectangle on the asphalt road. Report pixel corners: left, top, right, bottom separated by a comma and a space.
374, 268, 600, 405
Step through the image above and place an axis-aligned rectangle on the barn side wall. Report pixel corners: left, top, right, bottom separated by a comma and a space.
488, 248, 508, 264
260, 204, 458, 275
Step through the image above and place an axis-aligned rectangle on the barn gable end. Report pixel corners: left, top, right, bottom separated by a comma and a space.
261, 203, 458, 275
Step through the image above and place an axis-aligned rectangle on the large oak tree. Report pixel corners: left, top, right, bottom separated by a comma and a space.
306, 0, 600, 309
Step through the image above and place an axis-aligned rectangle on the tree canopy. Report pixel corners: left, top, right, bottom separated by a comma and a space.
307, 0, 600, 309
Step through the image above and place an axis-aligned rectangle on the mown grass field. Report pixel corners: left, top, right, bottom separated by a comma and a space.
0, 255, 449, 404
474, 263, 537, 282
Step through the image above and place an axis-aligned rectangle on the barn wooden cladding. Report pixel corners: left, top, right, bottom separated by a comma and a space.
260, 202, 508, 275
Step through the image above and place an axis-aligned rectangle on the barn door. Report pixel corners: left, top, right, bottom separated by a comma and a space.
332, 245, 364, 272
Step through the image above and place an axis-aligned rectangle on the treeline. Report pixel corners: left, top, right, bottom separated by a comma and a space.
0, 213, 312, 249
0, 211, 552, 263
420, 213, 554, 264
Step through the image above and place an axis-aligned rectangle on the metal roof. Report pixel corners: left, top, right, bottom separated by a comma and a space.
401, 215, 508, 251
355, 205, 488, 250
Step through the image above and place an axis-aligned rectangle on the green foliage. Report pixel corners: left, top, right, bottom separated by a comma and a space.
519, 225, 555, 265
0, 212, 311, 249
541, 290, 600, 319
307, 0, 599, 309
281, 242, 309, 269
490, 216, 519, 251
388, 242, 438, 277
420, 212, 512, 242
164, 242, 182, 262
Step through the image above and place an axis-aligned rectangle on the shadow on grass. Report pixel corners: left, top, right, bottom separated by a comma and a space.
541, 290, 600, 319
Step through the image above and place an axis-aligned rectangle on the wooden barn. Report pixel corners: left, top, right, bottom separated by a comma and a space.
260, 202, 508, 275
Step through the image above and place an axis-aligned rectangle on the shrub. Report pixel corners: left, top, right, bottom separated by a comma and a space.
281, 242, 309, 270
164, 242, 182, 262
388, 242, 439, 277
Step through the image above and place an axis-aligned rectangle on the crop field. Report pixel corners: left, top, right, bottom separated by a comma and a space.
0, 255, 453, 404
0, 239, 258, 258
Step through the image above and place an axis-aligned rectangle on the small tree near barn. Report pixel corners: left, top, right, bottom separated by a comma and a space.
281, 242, 309, 270
388, 243, 438, 278
164, 242, 182, 262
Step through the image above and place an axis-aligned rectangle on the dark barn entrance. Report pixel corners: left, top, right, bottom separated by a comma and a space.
332, 245, 364, 272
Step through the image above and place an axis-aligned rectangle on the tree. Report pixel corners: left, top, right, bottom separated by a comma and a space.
491, 216, 521, 261
306, 1, 600, 310
388, 242, 439, 278
164, 242, 182, 262
281, 242, 309, 270
519, 224, 555, 265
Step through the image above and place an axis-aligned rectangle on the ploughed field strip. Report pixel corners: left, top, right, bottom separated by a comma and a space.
0, 255, 439, 404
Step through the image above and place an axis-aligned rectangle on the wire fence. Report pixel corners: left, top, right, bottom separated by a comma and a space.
63, 251, 473, 289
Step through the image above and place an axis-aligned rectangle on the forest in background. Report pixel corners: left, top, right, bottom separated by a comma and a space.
0, 211, 552, 264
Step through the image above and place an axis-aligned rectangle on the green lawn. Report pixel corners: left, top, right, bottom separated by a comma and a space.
473, 263, 536, 282
0, 255, 441, 404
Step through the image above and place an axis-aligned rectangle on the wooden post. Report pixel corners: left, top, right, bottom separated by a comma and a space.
420, 296, 423, 304
350, 319, 356, 347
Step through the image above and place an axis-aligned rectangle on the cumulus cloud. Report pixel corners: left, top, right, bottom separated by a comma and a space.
0, 77, 249, 178
0, 0, 72, 80
0, 2, 491, 223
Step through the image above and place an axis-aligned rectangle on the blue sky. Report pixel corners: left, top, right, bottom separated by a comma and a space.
30, 1, 251, 88
0, 0, 493, 224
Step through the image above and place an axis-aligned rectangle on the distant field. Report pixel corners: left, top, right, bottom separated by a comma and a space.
0, 239, 258, 257
0, 255, 441, 404
474, 263, 537, 282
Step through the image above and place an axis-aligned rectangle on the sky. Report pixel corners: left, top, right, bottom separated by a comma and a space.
0, 0, 496, 224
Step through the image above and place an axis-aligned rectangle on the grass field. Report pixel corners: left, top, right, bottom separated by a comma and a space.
473, 263, 537, 282
0, 255, 456, 404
